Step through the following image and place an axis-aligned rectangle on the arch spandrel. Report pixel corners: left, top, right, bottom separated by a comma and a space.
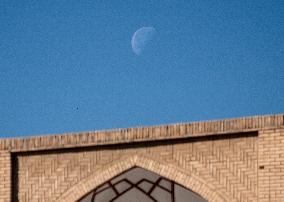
56, 154, 229, 202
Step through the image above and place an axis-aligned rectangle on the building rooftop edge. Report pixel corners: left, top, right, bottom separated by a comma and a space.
1, 113, 283, 152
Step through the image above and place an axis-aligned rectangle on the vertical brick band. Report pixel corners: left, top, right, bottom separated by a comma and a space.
258, 128, 284, 201
0, 151, 11, 202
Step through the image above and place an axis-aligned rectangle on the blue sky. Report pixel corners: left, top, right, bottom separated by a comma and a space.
0, 0, 283, 137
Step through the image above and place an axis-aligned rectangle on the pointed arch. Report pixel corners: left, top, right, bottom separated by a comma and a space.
55, 154, 229, 202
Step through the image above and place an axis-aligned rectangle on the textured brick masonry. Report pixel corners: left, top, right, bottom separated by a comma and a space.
0, 114, 283, 202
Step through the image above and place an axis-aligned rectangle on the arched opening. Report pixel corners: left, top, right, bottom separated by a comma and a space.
56, 154, 227, 202
78, 166, 207, 202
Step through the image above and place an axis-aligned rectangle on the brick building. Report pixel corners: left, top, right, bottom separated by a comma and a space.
0, 114, 284, 202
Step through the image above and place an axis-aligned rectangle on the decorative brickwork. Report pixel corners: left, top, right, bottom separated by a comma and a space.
0, 114, 283, 202
56, 155, 226, 202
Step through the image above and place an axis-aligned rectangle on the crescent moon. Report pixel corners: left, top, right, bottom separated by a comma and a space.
131, 27, 156, 55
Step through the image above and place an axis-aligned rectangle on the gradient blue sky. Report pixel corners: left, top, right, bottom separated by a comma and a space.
0, 0, 283, 137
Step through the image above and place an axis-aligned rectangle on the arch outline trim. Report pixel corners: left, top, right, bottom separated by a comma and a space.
56, 154, 229, 202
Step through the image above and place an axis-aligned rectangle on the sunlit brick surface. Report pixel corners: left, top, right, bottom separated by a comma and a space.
0, 151, 11, 202
0, 114, 283, 202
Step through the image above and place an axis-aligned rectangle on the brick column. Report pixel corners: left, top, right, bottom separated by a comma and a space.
258, 128, 284, 202
0, 150, 11, 202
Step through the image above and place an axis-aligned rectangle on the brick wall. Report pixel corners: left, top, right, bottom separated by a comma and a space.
0, 114, 283, 202
258, 128, 284, 201
0, 151, 11, 202
14, 133, 258, 202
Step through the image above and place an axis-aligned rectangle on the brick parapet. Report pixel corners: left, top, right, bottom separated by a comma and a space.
0, 114, 283, 152
0, 150, 11, 202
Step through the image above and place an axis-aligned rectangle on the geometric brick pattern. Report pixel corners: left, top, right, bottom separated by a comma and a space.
56, 154, 226, 202
78, 166, 207, 202
0, 114, 283, 202
16, 134, 257, 202
173, 135, 258, 202
16, 150, 106, 201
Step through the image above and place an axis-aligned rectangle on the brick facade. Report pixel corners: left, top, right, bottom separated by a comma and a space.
258, 128, 284, 201
0, 114, 283, 202
0, 151, 11, 202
